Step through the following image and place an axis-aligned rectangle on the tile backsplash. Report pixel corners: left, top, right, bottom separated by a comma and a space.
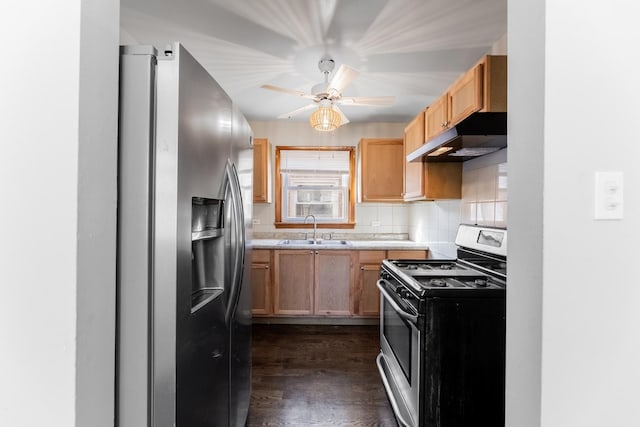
460, 149, 508, 227
408, 200, 462, 243
252, 201, 410, 239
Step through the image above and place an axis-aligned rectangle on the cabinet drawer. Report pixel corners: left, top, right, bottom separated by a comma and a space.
358, 250, 386, 264
252, 249, 270, 263
387, 250, 428, 260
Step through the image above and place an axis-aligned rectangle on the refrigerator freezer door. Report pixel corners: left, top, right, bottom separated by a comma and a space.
152, 43, 233, 427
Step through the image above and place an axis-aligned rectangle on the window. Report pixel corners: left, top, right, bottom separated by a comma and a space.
275, 147, 355, 228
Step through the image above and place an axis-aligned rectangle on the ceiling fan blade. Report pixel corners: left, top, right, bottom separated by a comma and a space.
338, 96, 396, 106
327, 64, 360, 96
276, 103, 317, 119
333, 105, 350, 126
261, 84, 316, 100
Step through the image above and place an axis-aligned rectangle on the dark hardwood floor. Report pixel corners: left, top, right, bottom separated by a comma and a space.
246, 324, 397, 427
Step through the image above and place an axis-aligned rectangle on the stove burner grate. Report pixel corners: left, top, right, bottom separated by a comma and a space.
428, 278, 447, 287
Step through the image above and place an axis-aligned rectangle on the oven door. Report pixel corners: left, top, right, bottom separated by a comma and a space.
376, 278, 420, 427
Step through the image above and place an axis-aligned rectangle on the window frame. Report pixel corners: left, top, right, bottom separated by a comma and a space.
274, 146, 356, 229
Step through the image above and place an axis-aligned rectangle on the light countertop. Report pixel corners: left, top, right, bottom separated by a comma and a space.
250, 239, 429, 251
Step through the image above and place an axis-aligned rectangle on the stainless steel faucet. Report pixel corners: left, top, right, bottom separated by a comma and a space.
303, 214, 317, 241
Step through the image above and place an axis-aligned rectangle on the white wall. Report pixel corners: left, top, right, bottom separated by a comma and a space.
76, 0, 120, 425
0, 1, 119, 426
508, 1, 640, 426
249, 121, 412, 237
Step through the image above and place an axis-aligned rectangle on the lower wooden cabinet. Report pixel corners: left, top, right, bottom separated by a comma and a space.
251, 249, 272, 315
355, 251, 386, 317
272, 249, 355, 316
273, 250, 315, 315
253, 248, 429, 318
314, 251, 355, 316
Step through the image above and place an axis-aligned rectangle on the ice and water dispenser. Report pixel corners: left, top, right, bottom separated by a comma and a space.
191, 197, 224, 312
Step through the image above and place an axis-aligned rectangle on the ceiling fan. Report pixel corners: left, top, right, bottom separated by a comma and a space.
261, 55, 395, 128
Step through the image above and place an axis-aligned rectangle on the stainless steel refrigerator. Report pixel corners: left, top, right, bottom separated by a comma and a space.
116, 42, 253, 427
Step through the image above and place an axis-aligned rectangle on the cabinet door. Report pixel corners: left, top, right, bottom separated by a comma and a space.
251, 263, 271, 315
253, 138, 271, 203
404, 111, 426, 201
355, 251, 385, 317
425, 94, 449, 141
448, 63, 484, 126
359, 264, 382, 316
314, 250, 354, 315
360, 138, 404, 202
273, 250, 314, 315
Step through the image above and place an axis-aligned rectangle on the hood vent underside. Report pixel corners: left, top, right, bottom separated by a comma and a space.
407, 112, 507, 162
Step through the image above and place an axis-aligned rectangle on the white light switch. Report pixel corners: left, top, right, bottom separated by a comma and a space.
594, 171, 624, 220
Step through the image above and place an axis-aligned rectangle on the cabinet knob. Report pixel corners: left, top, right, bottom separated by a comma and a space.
360, 266, 365, 270
315, 251, 319, 255
264, 265, 269, 269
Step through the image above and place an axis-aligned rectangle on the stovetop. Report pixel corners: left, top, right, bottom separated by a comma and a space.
381, 258, 506, 295
380, 225, 507, 298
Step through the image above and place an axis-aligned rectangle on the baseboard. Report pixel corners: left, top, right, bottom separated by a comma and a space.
252, 316, 380, 326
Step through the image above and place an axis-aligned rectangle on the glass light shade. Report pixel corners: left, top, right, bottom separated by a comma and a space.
309, 106, 341, 131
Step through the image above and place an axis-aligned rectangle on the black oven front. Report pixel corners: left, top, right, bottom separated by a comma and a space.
376, 259, 506, 427
376, 270, 421, 427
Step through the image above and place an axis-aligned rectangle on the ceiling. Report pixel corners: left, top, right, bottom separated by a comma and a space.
120, 0, 507, 125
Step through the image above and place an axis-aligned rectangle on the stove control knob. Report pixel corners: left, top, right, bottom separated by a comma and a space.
474, 279, 488, 287
397, 288, 413, 299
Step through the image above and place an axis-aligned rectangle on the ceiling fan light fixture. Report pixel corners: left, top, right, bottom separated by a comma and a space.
309, 106, 341, 131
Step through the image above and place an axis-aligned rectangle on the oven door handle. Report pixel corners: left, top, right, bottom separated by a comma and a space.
377, 279, 419, 324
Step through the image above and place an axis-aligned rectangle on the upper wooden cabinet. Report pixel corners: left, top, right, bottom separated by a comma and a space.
448, 63, 483, 126
425, 94, 449, 141
404, 110, 463, 201
253, 138, 271, 203
404, 111, 426, 200
360, 138, 404, 202
425, 55, 507, 142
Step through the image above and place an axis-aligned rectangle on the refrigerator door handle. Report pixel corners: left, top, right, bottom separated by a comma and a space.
224, 160, 245, 326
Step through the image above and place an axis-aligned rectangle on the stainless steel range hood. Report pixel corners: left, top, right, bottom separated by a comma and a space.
407, 112, 507, 162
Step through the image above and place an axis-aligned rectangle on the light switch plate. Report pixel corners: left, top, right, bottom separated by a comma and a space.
371, 220, 381, 227
594, 171, 624, 220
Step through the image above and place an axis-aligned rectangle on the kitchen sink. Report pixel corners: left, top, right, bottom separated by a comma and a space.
278, 239, 350, 246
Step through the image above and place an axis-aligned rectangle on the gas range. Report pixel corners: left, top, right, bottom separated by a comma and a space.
376, 225, 507, 427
